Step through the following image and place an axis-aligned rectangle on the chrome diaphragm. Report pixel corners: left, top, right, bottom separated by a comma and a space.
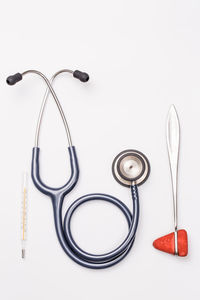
112, 149, 150, 187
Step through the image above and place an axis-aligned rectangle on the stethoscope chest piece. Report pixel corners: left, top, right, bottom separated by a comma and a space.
112, 149, 150, 187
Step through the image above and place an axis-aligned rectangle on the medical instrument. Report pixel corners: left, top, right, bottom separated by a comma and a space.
21, 172, 28, 259
7, 69, 150, 269
153, 105, 188, 256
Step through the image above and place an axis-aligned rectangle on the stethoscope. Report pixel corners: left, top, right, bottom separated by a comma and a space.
7, 69, 150, 269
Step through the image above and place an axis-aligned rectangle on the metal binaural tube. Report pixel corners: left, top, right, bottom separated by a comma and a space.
7, 68, 89, 147
21, 70, 73, 147
33, 69, 74, 147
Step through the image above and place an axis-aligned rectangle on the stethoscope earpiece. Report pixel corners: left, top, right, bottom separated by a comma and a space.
112, 149, 150, 187
73, 70, 89, 82
6, 73, 22, 85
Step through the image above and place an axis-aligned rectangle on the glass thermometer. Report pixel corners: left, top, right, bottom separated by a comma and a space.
21, 172, 28, 259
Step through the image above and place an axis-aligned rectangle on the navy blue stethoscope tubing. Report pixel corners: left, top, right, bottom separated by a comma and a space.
7, 69, 142, 268
32, 146, 140, 269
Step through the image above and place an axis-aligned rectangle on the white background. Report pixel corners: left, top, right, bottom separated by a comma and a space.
0, 1, 200, 299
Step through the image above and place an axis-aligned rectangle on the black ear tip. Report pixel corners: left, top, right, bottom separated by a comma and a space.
6, 73, 22, 85
6, 76, 14, 85
73, 70, 89, 82
81, 72, 89, 82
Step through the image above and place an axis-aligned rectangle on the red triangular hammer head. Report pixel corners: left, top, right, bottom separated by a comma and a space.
153, 229, 188, 256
